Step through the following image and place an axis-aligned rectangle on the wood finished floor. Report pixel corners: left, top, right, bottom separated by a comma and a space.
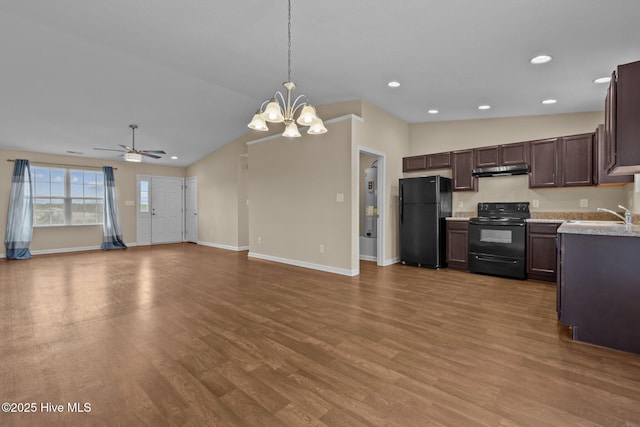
1, 244, 640, 427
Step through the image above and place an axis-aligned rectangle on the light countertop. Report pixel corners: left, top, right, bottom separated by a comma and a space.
558, 222, 640, 238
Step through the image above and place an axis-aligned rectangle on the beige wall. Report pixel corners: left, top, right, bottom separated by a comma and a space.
248, 118, 355, 274
186, 138, 248, 249
409, 111, 605, 154
353, 101, 410, 264
406, 111, 631, 214
1, 149, 185, 254
185, 100, 362, 251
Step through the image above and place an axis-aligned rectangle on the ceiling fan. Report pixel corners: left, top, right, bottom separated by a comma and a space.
94, 124, 166, 162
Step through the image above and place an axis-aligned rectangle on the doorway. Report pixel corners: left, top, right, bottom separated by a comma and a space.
358, 148, 385, 266
185, 176, 197, 243
136, 175, 184, 245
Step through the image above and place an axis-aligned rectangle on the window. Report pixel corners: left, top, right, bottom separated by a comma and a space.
139, 180, 149, 213
31, 167, 104, 226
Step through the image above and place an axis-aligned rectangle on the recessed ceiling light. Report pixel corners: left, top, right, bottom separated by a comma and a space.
542, 99, 557, 104
387, 81, 400, 88
428, 109, 439, 114
593, 76, 611, 84
171, 156, 178, 160
530, 55, 552, 64
478, 105, 491, 110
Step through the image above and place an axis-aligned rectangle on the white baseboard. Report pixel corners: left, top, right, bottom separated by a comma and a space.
248, 251, 359, 277
382, 257, 400, 266
198, 241, 249, 252
359, 255, 377, 262
0, 242, 137, 258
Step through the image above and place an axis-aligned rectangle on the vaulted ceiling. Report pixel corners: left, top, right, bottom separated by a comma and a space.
1, 0, 639, 166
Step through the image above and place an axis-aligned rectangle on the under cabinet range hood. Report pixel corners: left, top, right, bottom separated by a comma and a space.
472, 163, 529, 177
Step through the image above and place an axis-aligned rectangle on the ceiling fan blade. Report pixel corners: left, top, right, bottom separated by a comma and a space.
140, 150, 166, 154
141, 153, 161, 159
119, 144, 133, 150
94, 147, 126, 152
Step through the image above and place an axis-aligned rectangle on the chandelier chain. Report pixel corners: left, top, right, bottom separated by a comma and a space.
287, 0, 292, 83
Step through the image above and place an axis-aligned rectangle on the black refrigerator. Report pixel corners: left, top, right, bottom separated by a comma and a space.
399, 176, 452, 268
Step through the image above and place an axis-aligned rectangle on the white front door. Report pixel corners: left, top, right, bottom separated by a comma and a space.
151, 177, 183, 244
185, 176, 197, 243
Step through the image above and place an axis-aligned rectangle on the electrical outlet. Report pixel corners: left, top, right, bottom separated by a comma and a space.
336, 193, 344, 202
580, 198, 588, 207
258, 237, 262, 245
319, 244, 325, 253
532, 199, 540, 208
458, 201, 464, 208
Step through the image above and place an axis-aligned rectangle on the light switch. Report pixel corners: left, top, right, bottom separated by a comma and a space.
125, 200, 135, 206
532, 199, 540, 208
336, 193, 344, 202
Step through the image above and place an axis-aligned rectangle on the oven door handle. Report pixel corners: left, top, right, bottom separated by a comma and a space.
472, 255, 518, 264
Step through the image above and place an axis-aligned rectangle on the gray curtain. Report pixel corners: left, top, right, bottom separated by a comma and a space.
101, 166, 127, 250
4, 159, 33, 259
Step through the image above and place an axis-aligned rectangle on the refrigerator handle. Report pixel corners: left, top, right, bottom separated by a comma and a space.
399, 182, 403, 223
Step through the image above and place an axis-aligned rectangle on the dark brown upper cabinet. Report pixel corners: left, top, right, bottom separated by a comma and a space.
529, 134, 594, 188
529, 138, 559, 188
474, 142, 529, 169
606, 60, 640, 175
402, 155, 428, 172
559, 133, 593, 187
473, 146, 500, 168
402, 152, 451, 172
452, 149, 477, 191
605, 70, 617, 173
501, 142, 529, 165
594, 124, 633, 185
427, 152, 451, 169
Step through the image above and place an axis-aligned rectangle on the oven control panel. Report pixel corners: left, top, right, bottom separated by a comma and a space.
477, 202, 530, 218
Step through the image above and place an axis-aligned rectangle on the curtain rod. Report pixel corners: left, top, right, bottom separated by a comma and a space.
7, 159, 117, 170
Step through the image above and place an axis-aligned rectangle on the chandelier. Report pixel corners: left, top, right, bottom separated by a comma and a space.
247, 0, 327, 137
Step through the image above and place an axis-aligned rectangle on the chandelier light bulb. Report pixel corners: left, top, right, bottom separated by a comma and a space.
283, 122, 302, 138
297, 105, 317, 125
307, 118, 328, 135
248, 112, 269, 131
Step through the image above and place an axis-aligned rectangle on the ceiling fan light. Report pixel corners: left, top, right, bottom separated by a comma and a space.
307, 118, 327, 135
124, 152, 142, 162
262, 99, 285, 123
282, 122, 301, 138
248, 112, 269, 131
296, 105, 317, 125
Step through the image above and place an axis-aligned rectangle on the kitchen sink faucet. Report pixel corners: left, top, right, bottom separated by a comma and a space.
597, 205, 633, 225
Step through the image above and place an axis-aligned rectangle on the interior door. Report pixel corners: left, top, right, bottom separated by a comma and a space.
185, 176, 197, 243
151, 177, 183, 244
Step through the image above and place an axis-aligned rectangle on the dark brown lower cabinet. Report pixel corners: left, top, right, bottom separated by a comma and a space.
558, 232, 640, 355
446, 220, 468, 270
526, 222, 561, 281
